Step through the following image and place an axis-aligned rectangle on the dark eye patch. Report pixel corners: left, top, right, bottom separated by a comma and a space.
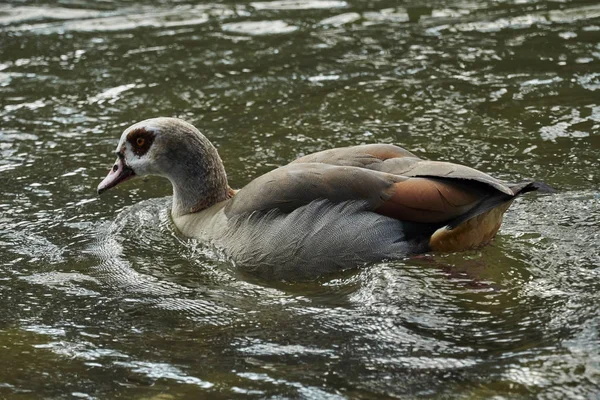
127, 128, 155, 157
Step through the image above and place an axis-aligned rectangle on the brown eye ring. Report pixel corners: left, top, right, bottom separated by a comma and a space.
127, 128, 154, 156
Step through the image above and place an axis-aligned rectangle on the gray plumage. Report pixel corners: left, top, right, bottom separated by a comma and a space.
220, 199, 428, 280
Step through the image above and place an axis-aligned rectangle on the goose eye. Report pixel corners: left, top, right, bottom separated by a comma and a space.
136, 137, 145, 147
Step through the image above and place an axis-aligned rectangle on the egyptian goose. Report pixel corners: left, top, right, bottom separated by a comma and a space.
98, 117, 551, 279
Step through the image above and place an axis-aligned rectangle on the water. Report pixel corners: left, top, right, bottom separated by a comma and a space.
1, 0, 599, 398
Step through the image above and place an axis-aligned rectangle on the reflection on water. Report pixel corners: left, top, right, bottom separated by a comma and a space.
1, 0, 599, 397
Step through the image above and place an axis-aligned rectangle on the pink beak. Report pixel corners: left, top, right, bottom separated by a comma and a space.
97, 157, 135, 195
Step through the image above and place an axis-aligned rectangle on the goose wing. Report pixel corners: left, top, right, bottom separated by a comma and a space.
225, 162, 501, 225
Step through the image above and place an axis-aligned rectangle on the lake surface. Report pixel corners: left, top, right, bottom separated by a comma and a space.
1, 0, 599, 398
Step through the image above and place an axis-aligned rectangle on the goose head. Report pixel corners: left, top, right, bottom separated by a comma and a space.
97, 117, 230, 217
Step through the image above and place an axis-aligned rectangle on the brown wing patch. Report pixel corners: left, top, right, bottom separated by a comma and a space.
127, 128, 155, 157
376, 178, 486, 224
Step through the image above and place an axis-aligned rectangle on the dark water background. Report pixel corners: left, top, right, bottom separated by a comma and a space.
1, 0, 599, 398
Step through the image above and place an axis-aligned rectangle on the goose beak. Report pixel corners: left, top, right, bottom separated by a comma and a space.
97, 157, 135, 195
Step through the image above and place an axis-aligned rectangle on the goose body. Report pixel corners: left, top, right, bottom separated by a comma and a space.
98, 117, 550, 279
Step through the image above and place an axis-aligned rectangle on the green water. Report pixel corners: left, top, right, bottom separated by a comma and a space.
1, 0, 599, 398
